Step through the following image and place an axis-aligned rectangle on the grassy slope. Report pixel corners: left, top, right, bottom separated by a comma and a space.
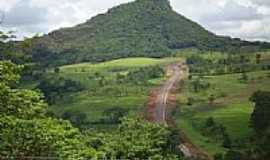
177, 70, 270, 155
51, 58, 178, 125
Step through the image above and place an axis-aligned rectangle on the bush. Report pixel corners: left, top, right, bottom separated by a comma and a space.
187, 97, 195, 106
214, 153, 224, 160
101, 107, 129, 124
37, 76, 84, 104
201, 117, 231, 146
61, 110, 88, 128
121, 66, 165, 85
224, 150, 243, 160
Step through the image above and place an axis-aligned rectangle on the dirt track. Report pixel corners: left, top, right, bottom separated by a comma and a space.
146, 63, 186, 124
146, 63, 212, 160
155, 64, 183, 124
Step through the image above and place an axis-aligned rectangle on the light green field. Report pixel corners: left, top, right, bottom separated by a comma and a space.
194, 102, 253, 140
176, 70, 270, 155
61, 57, 177, 72
51, 57, 180, 126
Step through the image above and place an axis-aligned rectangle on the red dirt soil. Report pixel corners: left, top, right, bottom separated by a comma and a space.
145, 63, 213, 160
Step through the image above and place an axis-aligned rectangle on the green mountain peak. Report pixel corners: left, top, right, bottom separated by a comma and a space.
32, 0, 260, 65
137, 0, 171, 9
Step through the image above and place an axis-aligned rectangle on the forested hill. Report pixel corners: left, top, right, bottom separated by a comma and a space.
30, 0, 269, 65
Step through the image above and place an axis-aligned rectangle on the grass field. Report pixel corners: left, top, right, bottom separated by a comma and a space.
48, 58, 180, 128
176, 70, 270, 155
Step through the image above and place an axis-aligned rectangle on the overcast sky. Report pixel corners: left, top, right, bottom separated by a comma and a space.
0, 0, 269, 41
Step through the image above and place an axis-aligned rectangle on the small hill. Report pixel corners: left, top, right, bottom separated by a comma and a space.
32, 0, 268, 65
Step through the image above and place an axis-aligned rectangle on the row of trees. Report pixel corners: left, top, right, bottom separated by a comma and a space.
60, 107, 129, 129
187, 54, 270, 76
116, 65, 165, 85
37, 76, 84, 104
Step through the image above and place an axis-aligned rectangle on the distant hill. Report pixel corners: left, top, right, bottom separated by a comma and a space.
31, 0, 269, 66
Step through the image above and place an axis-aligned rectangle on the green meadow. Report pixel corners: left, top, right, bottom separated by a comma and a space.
47, 58, 179, 126
176, 70, 270, 155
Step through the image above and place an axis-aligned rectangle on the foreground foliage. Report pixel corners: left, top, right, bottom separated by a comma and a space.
87, 118, 183, 159
0, 61, 96, 159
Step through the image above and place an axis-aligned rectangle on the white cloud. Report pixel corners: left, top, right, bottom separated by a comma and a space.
0, 0, 20, 11
0, 0, 269, 41
171, 0, 270, 41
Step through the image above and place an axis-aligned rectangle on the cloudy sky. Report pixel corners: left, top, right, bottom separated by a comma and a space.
0, 0, 269, 41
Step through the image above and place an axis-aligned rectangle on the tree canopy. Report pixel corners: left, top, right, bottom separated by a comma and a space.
0, 61, 97, 159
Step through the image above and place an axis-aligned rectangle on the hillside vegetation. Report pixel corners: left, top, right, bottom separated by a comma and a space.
29, 0, 269, 66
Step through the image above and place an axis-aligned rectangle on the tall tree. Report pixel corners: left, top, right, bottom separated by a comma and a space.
249, 91, 270, 159
249, 91, 270, 133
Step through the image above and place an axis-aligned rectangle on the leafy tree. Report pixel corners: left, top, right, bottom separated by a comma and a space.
101, 107, 129, 124
54, 67, 60, 73
123, 66, 165, 85
190, 77, 210, 93
209, 94, 216, 105
0, 117, 96, 159
214, 153, 224, 160
256, 53, 261, 64
0, 61, 97, 159
249, 91, 270, 133
191, 78, 201, 92
37, 76, 84, 104
248, 91, 270, 159
61, 110, 88, 128
0, 61, 47, 118
223, 134, 232, 149
254, 128, 270, 159
239, 72, 248, 82
202, 117, 230, 146
205, 117, 215, 128
86, 118, 183, 159
187, 97, 195, 106
224, 150, 242, 160
0, 60, 22, 84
